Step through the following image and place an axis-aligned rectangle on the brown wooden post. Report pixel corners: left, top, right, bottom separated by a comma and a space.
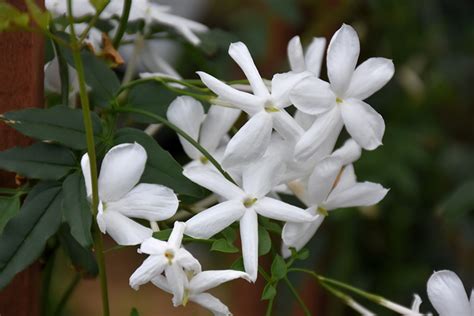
0, 0, 44, 315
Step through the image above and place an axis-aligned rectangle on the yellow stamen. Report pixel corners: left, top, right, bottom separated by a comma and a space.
199, 156, 209, 164
243, 197, 257, 208
164, 250, 174, 265
336, 97, 343, 104
317, 207, 329, 216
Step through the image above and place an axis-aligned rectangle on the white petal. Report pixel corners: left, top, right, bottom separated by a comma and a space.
282, 212, 325, 254
151, 274, 173, 294
327, 24, 360, 96
222, 112, 273, 168
129, 255, 167, 290
324, 182, 388, 210
167, 96, 205, 159
168, 221, 186, 249
242, 156, 286, 198
330, 164, 357, 195
190, 293, 232, 316
294, 110, 316, 131
102, 211, 152, 245
294, 106, 343, 162
272, 110, 304, 143
306, 156, 343, 205
175, 248, 202, 275
239, 209, 259, 282
287, 36, 306, 72
106, 183, 178, 221
410, 294, 422, 312
255, 197, 315, 222
139, 237, 167, 255
165, 264, 187, 307
199, 105, 241, 154
98, 143, 147, 202
340, 98, 385, 150
80, 153, 92, 199
228, 42, 270, 98
470, 289, 474, 314
183, 167, 245, 200
427, 270, 472, 316
289, 77, 336, 115
305, 37, 326, 77
331, 138, 362, 165
270, 71, 311, 108
185, 200, 246, 239
190, 270, 251, 294
345, 57, 395, 100
197, 71, 263, 114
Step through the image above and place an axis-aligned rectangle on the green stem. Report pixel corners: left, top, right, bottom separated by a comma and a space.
49, 23, 70, 106
67, 1, 109, 315
78, 2, 110, 44
115, 107, 237, 185
318, 282, 374, 316
265, 297, 275, 316
112, 0, 132, 47
283, 277, 311, 316
53, 273, 81, 316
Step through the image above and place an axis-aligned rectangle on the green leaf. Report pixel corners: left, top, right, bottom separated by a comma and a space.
221, 226, 237, 243
130, 307, 140, 316
127, 82, 176, 122
153, 228, 172, 241
271, 255, 287, 280
89, 0, 109, 10
114, 128, 204, 197
0, 182, 62, 289
62, 173, 93, 247
3, 106, 103, 150
0, 3, 29, 31
0, 142, 76, 180
211, 238, 239, 253
259, 217, 281, 234
25, 0, 50, 29
230, 257, 245, 272
58, 224, 98, 277
0, 196, 20, 234
261, 283, 277, 301
258, 225, 271, 256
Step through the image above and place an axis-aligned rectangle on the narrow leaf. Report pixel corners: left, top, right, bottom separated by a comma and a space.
0, 182, 62, 289
0, 196, 20, 234
271, 255, 287, 280
62, 173, 93, 247
3, 106, 103, 150
261, 283, 277, 301
210, 238, 239, 253
258, 226, 271, 256
0, 142, 76, 180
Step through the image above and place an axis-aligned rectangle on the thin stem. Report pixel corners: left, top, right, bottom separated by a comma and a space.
112, 0, 132, 47
283, 277, 311, 316
67, 1, 109, 315
115, 107, 237, 185
265, 297, 275, 316
49, 23, 70, 106
319, 282, 375, 316
53, 273, 81, 316
78, 3, 109, 44
258, 266, 271, 282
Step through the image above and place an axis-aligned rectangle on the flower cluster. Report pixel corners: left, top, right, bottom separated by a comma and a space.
77, 23, 396, 314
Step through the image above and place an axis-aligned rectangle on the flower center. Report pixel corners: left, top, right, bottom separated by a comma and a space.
336, 97, 344, 104
164, 249, 175, 264
199, 156, 208, 164
264, 100, 279, 112
243, 197, 257, 208
317, 207, 328, 216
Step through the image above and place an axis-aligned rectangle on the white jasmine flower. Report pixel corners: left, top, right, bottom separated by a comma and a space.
103, 0, 208, 45
44, 57, 79, 100
197, 41, 310, 167
183, 161, 315, 281
290, 24, 395, 160
166, 96, 240, 169
287, 35, 326, 76
411, 270, 473, 316
152, 269, 251, 315
129, 221, 201, 298
46, 0, 95, 18
81, 143, 179, 245
282, 140, 388, 257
